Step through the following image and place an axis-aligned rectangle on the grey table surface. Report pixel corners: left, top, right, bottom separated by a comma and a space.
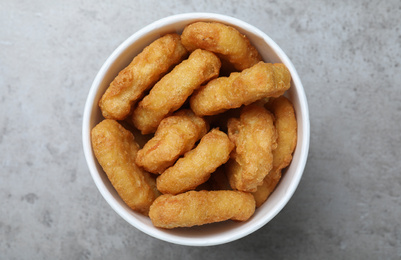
1, 0, 400, 259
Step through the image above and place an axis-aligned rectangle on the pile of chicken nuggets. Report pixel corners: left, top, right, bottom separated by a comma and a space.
91, 21, 297, 229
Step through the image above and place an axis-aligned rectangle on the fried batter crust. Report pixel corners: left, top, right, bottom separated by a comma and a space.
149, 190, 255, 228
91, 119, 160, 215
190, 72, 241, 116
251, 169, 282, 207
226, 104, 277, 192
99, 34, 188, 120
135, 109, 209, 174
252, 96, 297, 207
181, 22, 262, 71
156, 129, 234, 195
132, 49, 221, 134
266, 96, 297, 173
190, 62, 291, 116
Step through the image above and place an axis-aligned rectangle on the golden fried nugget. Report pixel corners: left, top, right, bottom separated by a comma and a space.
266, 96, 297, 173
132, 49, 221, 134
149, 190, 255, 228
190, 62, 291, 116
181, 22, 262, 71
91, 119, 160, 215
135, 109, 209, 174
252, 96, 297, 207
156, 129, 234, 195
99, 34, 188, 120
190, 72, 241, 116
252, 169, 282, 207
226, 104, 278, 192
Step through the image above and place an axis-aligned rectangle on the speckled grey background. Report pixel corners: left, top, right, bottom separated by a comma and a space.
1, 0, 400, 259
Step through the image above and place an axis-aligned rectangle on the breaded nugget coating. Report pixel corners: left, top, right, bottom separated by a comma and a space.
156, 129, 234, 195
266, 96, 297, 173
135, 109, 209, 174
252, 96, 297, 207
149, 190, 255, 228
226, 105, 277, 192
190, 62, 291, 116
181, 22, 262, 71
190, 72, 241, 116
132, 49, 221, 134
99, 34, 188, 120
252, 169, 282, 208
91, 119, 160, 215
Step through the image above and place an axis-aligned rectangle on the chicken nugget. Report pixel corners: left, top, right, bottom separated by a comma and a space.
156, 128, 234, 195
149, 190, 255, 228
181, 22, 262, 71
135, 109, 209, 174
226, 104, 277, 192
266, 96, 297, 173
190, 62, 291, 116
132, 49, 221, 134
252, 96, 297, 207
190, 72, 241, 116
252, 169, 282, 208
91, 119, 160, 215
99, 34, 188, 120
